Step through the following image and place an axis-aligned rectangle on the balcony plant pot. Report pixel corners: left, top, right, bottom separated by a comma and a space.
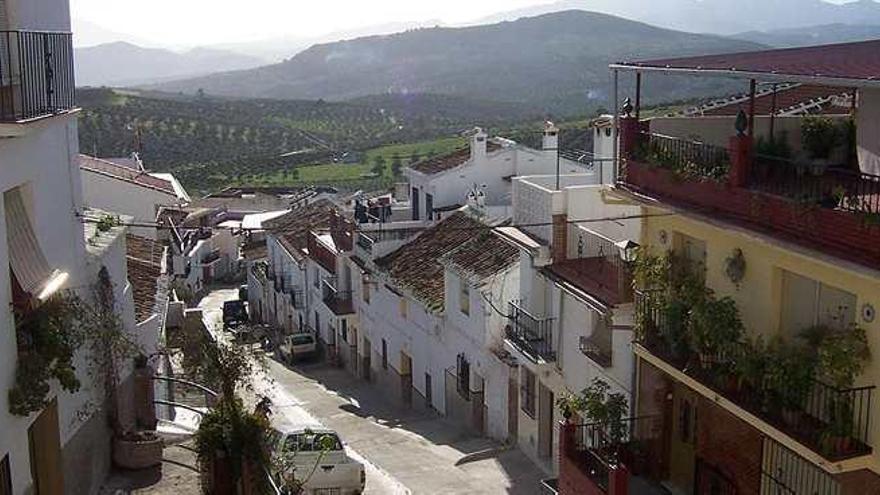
113, 431, 163, 470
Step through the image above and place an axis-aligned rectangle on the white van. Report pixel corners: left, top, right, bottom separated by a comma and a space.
270, 424, 365, 495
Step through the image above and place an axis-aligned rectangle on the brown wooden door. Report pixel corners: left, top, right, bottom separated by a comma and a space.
507, 369, 519, 443
537, 382, 554, 459
669, 384, 698, 495
28, 398, 64, 495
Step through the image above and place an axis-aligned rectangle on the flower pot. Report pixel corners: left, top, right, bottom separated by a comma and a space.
113, 431, 163, 470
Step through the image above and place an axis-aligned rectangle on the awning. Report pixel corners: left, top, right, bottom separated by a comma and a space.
4, 188, 60, 298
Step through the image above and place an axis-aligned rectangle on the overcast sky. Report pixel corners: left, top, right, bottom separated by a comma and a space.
70, 0, 548, 47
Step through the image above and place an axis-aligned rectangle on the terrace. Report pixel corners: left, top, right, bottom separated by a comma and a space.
505, 300, 555, 363
321, 277, 354, 315
611, 40, 880, 270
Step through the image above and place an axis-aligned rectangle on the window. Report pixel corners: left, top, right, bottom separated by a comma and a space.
456, 353, 471, 399
678, 398, 695, 444
399, 296, 408, 319
381, 339, 388, 369
412, 187, 420, 221
459, 278, 470, 316
313, 266, 320, 289
425, 373, 433, 407
425, 193, 434, 221
521, 368, 536, 418
362, 276, 371, 304
781, 270, 857, 336
341, 319, 348, 343
314, 311, 320, 333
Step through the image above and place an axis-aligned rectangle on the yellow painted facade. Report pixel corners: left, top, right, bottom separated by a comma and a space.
639, 203, 880, 472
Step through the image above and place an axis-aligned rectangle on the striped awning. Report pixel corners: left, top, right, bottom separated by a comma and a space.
4, 188, 53, 296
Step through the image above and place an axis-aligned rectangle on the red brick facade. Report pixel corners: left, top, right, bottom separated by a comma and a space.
551, 214, 568, 263
695, 396, 763, 495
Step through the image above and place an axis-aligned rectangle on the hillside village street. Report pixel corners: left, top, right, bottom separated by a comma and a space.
199, 286, 546, 494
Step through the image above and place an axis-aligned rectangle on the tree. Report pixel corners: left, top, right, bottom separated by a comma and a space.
391, 153, 403, 177
371, 155, 386, 176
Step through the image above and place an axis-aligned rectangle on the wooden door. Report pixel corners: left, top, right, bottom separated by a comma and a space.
400, 352, 413, 406
669, 384, 698, 494
507, 368, 519, 443
537, 382, 554, 459
28, 399, 63, 495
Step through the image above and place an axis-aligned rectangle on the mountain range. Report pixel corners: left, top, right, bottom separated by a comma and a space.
148, 11, 763, 116
732, 23, 880, 48
75, 42, 266, 87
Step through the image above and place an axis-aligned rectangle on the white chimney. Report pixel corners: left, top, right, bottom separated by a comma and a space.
542, 121, 559, 151
470, 127, 488, 162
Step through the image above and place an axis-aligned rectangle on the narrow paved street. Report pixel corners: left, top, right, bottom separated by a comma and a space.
200, 286, 547, 494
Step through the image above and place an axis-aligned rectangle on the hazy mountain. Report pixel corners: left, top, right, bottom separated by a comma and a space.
75, 42, 266, 87
150, 11, 763, 115
72, 18, 161, 48
732, 23, 880, 48
472, 0, 880, 35
213, 19, 446, 62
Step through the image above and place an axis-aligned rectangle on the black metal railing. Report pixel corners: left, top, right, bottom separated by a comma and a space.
635, 132, 730, 181
568, 416, 665, 491
288, 288, 303, 309
751, 154, 880, 216
322, 278, 354, 314
761, 437, 841, 495
506, 301, 555, 362
579, 335, 612, 368
0, 31, 75, 122
356, 232, 375, 252
636, 290, 875, 460
574, 229, 634, 303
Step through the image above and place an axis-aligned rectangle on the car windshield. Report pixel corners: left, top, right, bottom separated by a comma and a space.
290, 334, 314, 345
283, 431, 343, 453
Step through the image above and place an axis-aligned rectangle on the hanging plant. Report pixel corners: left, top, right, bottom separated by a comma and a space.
8, 292, 88, 416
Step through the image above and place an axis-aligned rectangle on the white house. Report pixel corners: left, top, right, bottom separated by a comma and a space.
0, 1, 147, 491
497, 175, 642, 473
404, 124, 602, 223
79, 154, 190, 239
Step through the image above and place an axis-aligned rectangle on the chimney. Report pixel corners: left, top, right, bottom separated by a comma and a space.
552, 214, 567, 262
470, 127, 488, 162
542, 121, 559, 151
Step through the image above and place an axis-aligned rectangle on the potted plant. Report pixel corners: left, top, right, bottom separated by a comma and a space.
581, 378, 629, 459
733, 336, 767, 398
801, 116, 841, 175
556, 393, 585, 422
688, 295, 744, 371
765, 341, 815, 426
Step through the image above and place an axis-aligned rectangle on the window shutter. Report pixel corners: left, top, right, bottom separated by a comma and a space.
4, 188, 52, 296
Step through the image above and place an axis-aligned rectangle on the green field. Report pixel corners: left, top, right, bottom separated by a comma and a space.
241, 136, 467, 186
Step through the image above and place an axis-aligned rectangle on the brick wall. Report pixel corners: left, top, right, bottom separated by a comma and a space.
694, 396, 763, 494
837, 468, 880, 495
551, 214, 568, 263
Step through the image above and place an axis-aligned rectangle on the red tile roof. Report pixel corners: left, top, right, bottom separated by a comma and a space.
442, 232, 519, 282
375, 212, 483, 312
617, 40, 880, 86
126, 234, 165, 323
263, 199, 337, 259
80, 155, 177, 195
542, 257, 630, 307
408, 141, 503, 175
694, 84, 852, 117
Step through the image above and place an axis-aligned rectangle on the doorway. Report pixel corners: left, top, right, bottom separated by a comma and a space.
400, 352, 413, 407
28, 399, 63, 495
507, 367, 519, 443
668, 383, 699, 494
537, 382, 554, 459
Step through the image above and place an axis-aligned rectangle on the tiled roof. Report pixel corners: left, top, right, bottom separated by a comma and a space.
616, 40, 880, 85
79, 154, 177, 195
692, 84, 852, 117
264, 199, 337, 259
242, 241, 268, 261
126, 234, 165, 323
408, 141, 503, 175
442, 232, 519, 282
374, 212, 484, 312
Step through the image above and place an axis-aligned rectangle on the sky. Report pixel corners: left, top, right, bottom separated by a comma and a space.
70, 0, 547, 47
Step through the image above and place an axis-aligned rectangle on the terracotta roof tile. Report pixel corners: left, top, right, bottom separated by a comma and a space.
697, 84, 852, 116
126, 235, 166, 323
79, 154, 177, 195
375, 212, 484, 312
408, 141, 503, 175
442, 232, 519, 282
264, 199, 337, 259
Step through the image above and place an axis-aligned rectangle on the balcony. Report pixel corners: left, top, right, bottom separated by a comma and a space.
559, 417, 667, 495
0, 31, 75, 124
505, 301, 555, 363
543, 229, 634, 307
579, 335, 612, 368
620, 126, 880, 269
321, 277, 354, 315
636, 290, 874, 462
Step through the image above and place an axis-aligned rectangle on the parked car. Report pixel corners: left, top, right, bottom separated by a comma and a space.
279, 333, 318, 363
222, 299, 248, 329
270, 424, 365, 495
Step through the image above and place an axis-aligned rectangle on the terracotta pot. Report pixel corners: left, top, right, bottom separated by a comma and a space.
113, 432, 163, 470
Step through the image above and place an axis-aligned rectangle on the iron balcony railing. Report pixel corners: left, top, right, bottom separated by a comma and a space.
574, 228, 634, 304
506, 301, 555, 362
636, 289, 875, 461
0, 31, 75, 122
761, 437, 841, 495
751, 154, 880, 216
356, 232, 375, 253
322, 277, 354, 314
634, 132, 730, 181
568, 416, 665, 492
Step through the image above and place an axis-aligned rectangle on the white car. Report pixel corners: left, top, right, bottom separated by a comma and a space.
270, 425, 365, 495
279, 333, 317, 363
